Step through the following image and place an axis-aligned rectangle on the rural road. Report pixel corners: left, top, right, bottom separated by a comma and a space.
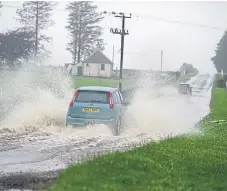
0, 73, 213, 190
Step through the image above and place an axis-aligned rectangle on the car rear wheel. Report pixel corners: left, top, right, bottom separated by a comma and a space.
114, 118, 121, 136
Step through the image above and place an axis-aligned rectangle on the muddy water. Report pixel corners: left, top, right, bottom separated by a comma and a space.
0, 73, 212, 190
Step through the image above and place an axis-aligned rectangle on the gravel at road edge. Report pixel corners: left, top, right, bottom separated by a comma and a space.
0, 170, 61, 191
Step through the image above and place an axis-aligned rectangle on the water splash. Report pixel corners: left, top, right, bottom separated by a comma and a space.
0, 66, 73, 130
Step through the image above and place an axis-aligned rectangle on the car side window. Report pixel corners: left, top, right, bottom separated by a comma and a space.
116, 90, 124, 104
113, 91, 120, 104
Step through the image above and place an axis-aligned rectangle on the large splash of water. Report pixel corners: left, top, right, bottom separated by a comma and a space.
0, 68, 210, 142
122, 74, 191, 140
0, 65, 73, 130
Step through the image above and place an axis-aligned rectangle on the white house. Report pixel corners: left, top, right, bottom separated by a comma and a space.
64, 50, 114, 78
82, 50, 114, 78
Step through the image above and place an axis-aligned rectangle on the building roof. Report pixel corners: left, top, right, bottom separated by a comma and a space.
83, 50, 113, 65
77, 86, 118, 92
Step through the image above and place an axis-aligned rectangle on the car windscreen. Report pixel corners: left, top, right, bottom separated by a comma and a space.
75, 90, 109, 104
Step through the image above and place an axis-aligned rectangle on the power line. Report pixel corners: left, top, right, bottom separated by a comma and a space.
1, 4, 226, 31
101, 11, 227, 31
135, 14, 227, 31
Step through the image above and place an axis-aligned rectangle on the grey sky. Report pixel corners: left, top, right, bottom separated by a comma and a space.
0, 1, 226, 74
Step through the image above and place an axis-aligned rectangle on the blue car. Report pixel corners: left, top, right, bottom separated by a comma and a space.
66, 86, 127, 135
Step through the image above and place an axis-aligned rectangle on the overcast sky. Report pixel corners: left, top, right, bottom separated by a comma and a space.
1, 1, 227, 74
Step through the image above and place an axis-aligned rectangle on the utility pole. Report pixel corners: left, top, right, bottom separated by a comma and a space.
112, 45, 115, 65
103, 12, 131, 91
161, 49, 163, 73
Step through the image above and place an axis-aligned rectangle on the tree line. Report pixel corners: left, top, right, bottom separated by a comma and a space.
211, 31, 227, 73
0, 1, 104, 69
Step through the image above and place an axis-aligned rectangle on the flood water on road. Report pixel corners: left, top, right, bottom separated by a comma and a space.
0, 72, 212, 190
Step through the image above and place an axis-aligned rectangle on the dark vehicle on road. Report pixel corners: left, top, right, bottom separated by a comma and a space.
177, 83, 192, 95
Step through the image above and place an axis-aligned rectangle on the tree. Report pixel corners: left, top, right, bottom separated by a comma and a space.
211, 31, 227, 72
16, 1, 56, 59
66, 1, 105, 64
0, 29, 34, 69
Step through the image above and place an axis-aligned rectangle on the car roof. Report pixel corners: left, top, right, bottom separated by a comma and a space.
77, 86, 118, 92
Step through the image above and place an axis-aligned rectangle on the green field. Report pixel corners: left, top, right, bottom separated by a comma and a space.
49, 88, 227, 191
73, 76, 134, 91
73, 76, 119, 88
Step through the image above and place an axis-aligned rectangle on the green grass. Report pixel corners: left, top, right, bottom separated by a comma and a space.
0, 71, 129, 89
49, 88, 227, 191
73, 76, 133, 89
73, 76, 119, 88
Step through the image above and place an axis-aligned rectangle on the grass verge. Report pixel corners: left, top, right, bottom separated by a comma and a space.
49, 88, 227, 191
